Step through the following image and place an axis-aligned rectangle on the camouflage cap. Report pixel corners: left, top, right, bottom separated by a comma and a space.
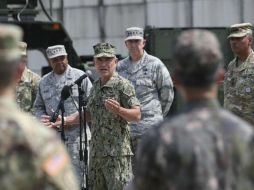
19, 42, 27, 56
93, 42, 116, 58
228, 23, 253, 39
0, 24, 23, 62
125, 27, 144, 41
46, 45, 67, 59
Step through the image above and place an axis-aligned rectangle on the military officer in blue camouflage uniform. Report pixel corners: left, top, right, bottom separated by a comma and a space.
0, 24, 79, 190
224, 23, 254, 126
16, 42, 41, 114
33, 44, 92, 185
130, 30, 254, 190
117, 27, 174, 166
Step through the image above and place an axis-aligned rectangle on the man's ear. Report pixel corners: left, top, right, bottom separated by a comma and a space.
172, 73, 182, 88
115, 57, 118, 64
215, 68, 225, 85
15, 62, 26, 82
143, 39, 146, 48
248, 36, 253, 46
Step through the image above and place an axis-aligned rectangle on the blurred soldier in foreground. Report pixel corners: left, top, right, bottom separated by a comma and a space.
0, 24, 79, 189
33, 44, 92, 184
224, 23, 254, 125
16, 41, 40, 114
117, 27, 174, 166
131, 30, 254, 190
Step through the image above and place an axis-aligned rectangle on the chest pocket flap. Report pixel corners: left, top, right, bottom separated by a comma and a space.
136, 79, 153, 87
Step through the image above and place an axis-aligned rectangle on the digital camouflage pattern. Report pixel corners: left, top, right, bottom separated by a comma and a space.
224, 50, 254, 125
93, 42, 116, 58
134, 99, 254, 190
0, 97, 79, 190
87, 72, 140, 190
16, 67, 40, 113
117, 51, 174, 137
87, 72, 139, 157
89, 156, 132, 190
33, 65, 92, 183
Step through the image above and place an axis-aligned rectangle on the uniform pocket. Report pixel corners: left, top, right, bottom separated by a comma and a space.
136, 79, 153, 87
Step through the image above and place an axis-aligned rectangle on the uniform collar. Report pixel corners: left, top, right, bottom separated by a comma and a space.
100, 72, 118, 88
127, 51, 148, 73
20, 67, 28, 82
235, 50, 254, 71
48, 65, 71, 86
183, 98, 220, 113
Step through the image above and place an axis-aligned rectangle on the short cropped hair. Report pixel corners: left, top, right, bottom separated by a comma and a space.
173, 30, 223, 87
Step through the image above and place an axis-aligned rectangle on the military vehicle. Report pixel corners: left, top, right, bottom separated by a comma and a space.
0, 0, 90, 76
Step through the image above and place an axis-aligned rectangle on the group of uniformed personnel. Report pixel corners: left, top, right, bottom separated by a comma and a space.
1, 20, 254, 190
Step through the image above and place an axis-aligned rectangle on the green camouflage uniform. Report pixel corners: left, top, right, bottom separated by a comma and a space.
16, 67, 40, 113
0, 98, 79, 190
87, 72, 140, 190
224, 50, 254, 125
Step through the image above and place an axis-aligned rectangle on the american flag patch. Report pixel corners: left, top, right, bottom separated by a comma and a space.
43, 154, 68, 176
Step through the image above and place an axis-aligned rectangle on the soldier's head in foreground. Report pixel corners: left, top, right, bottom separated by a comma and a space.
0, 24, 23, 91
172, 29, 224, 99
46, 44, 68, 74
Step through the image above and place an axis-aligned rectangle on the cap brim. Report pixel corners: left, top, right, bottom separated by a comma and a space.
94, 53, 115, 58
48, 53, 67, 59
227, 32, 247, 39
21, 52, 27, 56
125, 36, 143, 41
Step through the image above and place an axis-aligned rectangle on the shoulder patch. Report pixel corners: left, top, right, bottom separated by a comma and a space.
43, 153, 68, 177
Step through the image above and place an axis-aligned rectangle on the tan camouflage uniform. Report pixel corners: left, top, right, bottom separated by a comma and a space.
224, 51, 254, 125
87, 72, 140, 190
16, 67, 40, 113
224, 23, 254, 126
